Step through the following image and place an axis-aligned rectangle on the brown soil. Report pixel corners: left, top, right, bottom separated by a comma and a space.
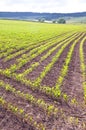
0, 87, 46, 124
61, 35, 86, 104
0, 75, 75, 130
0, 106, 35, 130
16, 32, 76, 74
0, 48, 24, 59
0, 32, 75, 70
83, 39, 86, 64
0, 33, 65, 69
26, 33, 81, 82
0, 32, 86, 130
26, 44, 63, 81
0, 74, 58, 106
41, 42, 72, 87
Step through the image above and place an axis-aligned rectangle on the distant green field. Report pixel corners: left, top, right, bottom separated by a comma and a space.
67, 16, 86, 24
0, 20, 86, 130
0, 19, 86, 49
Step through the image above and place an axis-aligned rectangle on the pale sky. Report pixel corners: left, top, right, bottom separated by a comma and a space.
0, 0, 86, 13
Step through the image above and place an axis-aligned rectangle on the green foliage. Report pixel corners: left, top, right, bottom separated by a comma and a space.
58, 18, 66, 24
38, 18, 45, 23
52, 20, 57, 23
79, 37, 86, 103
0, 20, 86, 130
0, 80, 58, 116
0, 96, 45, 130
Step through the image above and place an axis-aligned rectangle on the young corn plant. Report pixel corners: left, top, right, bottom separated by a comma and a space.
79, 37, 86, 103
0, 80, 58, 116
33, 33, 82, 87
0, 96, 45, 130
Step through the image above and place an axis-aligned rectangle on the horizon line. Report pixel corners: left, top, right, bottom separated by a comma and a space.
0, 11, 86, 14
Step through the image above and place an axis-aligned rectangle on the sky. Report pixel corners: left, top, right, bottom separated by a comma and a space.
0, 0, 86, 13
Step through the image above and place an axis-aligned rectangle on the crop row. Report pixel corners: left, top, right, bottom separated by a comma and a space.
2, 32, 72, 61
0, 33, 84, 104
33, 33, 82, 87
19, 32, 78, 77
41, 33, 85, 99
1, 33, 80, 79
0, 27, 72, 59
0, 79, 58, 116
0, 96, 45, 130
3, 32, 76, 73
0, 32, 67, 60
0, 26, 62, 52
79, 36, 86, 103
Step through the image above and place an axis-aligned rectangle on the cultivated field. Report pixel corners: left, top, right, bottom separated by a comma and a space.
0, 20, 86, 130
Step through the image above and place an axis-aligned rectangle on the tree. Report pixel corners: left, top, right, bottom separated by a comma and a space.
58, 19, 66, 24
38, 18, 45, 23
52, 20, 57, 23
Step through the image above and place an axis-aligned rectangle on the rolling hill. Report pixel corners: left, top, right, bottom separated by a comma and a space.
0, 12, 86, 23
